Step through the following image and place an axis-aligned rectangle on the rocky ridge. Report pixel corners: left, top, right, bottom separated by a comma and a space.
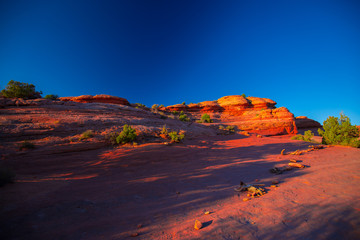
164, 95, 298, 135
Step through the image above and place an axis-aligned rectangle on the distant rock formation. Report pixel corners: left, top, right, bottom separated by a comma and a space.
295, 116, 322, 129
59, 94, 129, 105
164, 95, 297, 135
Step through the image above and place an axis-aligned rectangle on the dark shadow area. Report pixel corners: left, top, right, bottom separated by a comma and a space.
0, 134, 327, 239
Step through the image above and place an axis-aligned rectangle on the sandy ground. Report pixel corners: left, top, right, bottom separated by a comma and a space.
1, 134, 360, 240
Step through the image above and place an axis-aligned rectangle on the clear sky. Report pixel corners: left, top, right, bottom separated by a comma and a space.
1, 0, 359, 124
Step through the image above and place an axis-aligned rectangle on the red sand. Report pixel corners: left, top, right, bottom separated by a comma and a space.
1, 134, 360, 240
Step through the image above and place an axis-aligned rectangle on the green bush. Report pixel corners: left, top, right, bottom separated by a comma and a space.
241, 93, 246, 98
19, 141, 35, 150
181, 102, 186, 105
179, 111, 190, 122
0, 166, 16, 187
152, 104, 159, 109
200, 113, 212, 123
1, 80, 42, 99
116, 125, 137, 144
79, 130, 94, 140
44, 94, 59, 100
168, 131, 185, 142
291, 130, 314, 142
318, 114, 360, 148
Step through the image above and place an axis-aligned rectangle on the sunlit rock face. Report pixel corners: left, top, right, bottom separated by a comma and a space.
165, 95, 297, 136
59, 94, 130, 106
295, 116, 322, 129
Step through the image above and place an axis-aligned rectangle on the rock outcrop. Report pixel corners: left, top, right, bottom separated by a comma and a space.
295, 116, 322, 129
165, 95, 297, 135
59, 95, 129, 105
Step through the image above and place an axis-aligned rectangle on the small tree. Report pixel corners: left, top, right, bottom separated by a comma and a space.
318, 113, 360, 148
1, 80, 42, 99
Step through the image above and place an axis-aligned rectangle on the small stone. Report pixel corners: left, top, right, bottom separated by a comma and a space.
194, 220, 202, 230
130, 233, 139, 237
272, 180, 279, 184
204, 211, 210, 215
243, 198, 250, 201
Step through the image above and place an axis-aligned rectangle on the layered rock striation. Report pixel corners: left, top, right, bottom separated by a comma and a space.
164, 95, 297, 135
59, 94, 129, 105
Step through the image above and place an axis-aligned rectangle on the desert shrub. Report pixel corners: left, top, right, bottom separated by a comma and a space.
106, 132, 119, 145
241, 93, 246, 98
19, 141, 35, 150
318, 114, 360, 148
116, 125, 137, 144
172, 111, 180, 115
159, 104, 164, 108
160, 125, 168, 135
181, 102, 186, 105
200, 113, 212, 123
44, 94, 59, 100
135, 103, 146, 109
179, 111, 190, 122
79, 130, 94, 140
168, 131, 185, 142
291, 130, 314, 142
0, 166, 16, 187
152, 104, 159, 109
1, 80, 42, 99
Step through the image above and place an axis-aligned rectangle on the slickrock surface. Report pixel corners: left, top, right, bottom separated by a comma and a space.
165, 95, 297, 135
1, 134, 359, 240
0, 101, 216, 158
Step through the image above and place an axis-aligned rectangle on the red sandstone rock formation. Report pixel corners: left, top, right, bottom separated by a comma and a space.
165, 95, 297, 135
59, 95, 129, 105
295, 116, 322, 129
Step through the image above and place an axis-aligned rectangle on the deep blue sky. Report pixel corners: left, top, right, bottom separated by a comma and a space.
1, 0, 359, 124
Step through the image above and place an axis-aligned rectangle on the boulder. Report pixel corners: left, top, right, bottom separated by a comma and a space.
295, 116, 322, 129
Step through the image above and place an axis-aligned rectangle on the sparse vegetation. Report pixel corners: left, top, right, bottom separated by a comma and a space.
218, 125, 236, 134
79, 130, 94, 140
318, 113, 360, 148
172, 111, 180, 115
199, 113, 213, 123
44, 94, 59, 100
135, 103, 146, 109
152, 104, 159, 109
1, 80, 42, 99
291, 130, 314, 142
160, 125, 168, 135
241, 93, 246, 98
179, 111, 190, 122
168, 131, 185, 142
19, 140, 35, 150
181, 102, 186, 105
0, 166, 16, 187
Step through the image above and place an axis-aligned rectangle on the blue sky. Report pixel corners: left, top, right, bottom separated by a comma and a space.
1, 0, 359, 124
